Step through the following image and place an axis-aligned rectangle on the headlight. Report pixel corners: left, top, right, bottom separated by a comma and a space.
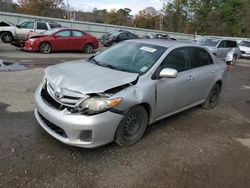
28, 38, 36, 42
79, 97, 122, 114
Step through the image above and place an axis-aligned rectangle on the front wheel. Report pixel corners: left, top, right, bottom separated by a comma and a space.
202, 83, 221, 109
115, 106, 148, 146
40, 42, 52, 54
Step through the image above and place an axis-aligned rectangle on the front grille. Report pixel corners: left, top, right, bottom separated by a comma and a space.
41, 81, 87, 112
38, 112, 68, 138
41, 84, 66, 110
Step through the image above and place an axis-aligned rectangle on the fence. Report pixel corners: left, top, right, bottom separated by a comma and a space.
0, 11, 247, 42
0, 11, 195, 40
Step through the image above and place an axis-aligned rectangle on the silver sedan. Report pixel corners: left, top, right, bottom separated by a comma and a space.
34, 39, 227, 148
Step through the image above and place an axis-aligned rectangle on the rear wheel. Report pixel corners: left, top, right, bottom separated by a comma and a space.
1, 32, 13, 43
40, 42, 52, 54
84, 44, 94, 54
202, 83, 221, 109
115, 106, 148, 146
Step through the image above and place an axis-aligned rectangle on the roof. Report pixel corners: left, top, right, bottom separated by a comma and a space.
127, 39, 201, 48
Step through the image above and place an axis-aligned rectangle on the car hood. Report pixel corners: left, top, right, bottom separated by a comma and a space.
45, 60, 139, 94
239, 46, 250, 52
0, 25, 15, 30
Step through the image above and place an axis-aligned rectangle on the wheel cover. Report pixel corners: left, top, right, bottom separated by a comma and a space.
85, 45, 93, 53
41, 44, 50, 53
3, 34, 12, 42
123, 113, 142, 139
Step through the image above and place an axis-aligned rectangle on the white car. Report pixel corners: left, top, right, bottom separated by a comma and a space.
0, 20, 61, 43
198, 37, 241, 64
239, 40, 250, 58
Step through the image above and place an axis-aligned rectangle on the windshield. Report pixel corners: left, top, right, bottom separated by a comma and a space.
91, 41, 167, 74
240, 41, 250, 47
42, 28, 61, 35
198, 38, 220, 47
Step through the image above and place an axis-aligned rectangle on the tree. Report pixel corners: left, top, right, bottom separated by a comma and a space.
134, 7, 160, 30
0, 0, 18, 12
17, 0, 65, 18
105, 8, 132, 26
162, 0, 189, 33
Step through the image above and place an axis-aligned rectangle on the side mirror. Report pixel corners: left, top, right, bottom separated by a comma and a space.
16, 25, 21, 29
159, 68, 177, 78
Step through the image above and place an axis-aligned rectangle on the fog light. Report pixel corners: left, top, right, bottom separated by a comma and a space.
80, 130, 92, 142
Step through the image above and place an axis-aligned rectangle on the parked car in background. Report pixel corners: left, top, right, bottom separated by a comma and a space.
198, 37, 241, 64
239, 40, 250, 58
100, 30, 138, 46
24, 28, 99, 53
0, 20, 61, 43
148, 33, 176, 40
34, 39, 227, 148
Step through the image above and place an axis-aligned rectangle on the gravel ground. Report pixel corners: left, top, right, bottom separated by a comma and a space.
0, 42, 250, 188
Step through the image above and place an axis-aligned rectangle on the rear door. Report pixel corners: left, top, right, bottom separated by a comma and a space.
155, 47, 195, 119
216, 40, 231, 60
52, 30, 72, 51
71, 30, 86, 50
35, 22, 49, 33
188, 47, 216, 103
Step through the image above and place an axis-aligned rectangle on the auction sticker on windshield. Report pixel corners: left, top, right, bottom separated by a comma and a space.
140, 46, 157, 53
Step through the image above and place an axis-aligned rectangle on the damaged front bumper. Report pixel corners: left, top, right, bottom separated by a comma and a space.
34, 83, 124, 148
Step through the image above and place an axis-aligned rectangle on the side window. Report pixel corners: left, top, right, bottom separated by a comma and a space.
72, 30, 84, 37
160, 48, 188, 72
190, 48, 213, 68
119, 33, 127, 40
49, 23, 61, 29
227, 41, 237, 48
55, 30, 71, 37
37, 22, 48, 30
218, 40, 226, 48
19, 21, 34, 29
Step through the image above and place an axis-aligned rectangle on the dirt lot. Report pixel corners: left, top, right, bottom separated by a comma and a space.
0, 42, 250, 188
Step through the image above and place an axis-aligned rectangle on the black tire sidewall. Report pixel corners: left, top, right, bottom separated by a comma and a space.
203, 83, 221, 109
115, 106, 148, 146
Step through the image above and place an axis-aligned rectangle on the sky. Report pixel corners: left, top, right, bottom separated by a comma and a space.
66, 0, 168, 15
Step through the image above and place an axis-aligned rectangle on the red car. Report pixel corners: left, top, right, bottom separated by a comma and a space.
24, 28, 99, 54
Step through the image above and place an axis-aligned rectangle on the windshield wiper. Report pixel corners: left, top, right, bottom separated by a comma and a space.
104, 64, 137, 73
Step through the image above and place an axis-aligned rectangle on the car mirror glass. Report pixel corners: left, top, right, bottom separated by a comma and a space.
159, 68, 177, 78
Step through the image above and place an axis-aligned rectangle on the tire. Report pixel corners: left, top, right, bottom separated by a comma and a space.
1, 32, 13, 43
84, 44, 94, 54
39, 42, 52, 54
202, 83, 221, 109
231, 54, 237, 65
115, 106, 148, 146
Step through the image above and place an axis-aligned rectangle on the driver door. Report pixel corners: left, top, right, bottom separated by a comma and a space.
52, 30, 72, 51
155, 47, 195, 119
16, 21, 35, 41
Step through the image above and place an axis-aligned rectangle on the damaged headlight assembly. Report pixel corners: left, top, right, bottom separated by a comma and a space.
79, 96, 122, 114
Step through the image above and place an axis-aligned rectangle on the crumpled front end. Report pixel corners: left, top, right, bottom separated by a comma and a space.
34, 80, 124, 148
